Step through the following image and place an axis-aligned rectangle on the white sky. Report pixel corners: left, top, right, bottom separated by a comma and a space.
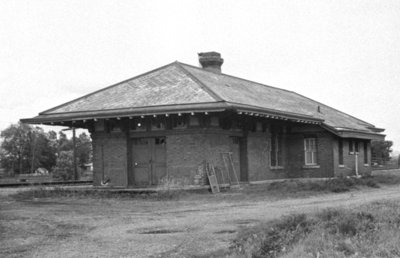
1, 0, 399, 150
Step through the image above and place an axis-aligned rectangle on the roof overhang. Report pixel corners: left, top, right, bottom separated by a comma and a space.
322, 125, 385, 141
21, 101, 326, 126
227, 102, 324, 124
21, 101, 385, 142
20, 102, 230, 127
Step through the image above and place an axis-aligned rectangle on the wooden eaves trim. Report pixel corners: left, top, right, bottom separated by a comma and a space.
321, 124, 385, 141
20, 102, 230, 125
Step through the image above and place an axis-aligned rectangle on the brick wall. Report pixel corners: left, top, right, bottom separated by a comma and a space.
166, 132, 239, 184
286, 131, 335, 178
334, 139, 372, 177
246, 129, 335, 181
92, 132, 128, 187
246, 133, 287, 181
90, 121, 372, 188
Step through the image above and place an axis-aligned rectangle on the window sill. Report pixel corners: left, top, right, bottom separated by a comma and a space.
338, 165, 345, 168
364, 164, 369, 167
302, 165, 320, 169
270, 166, 284, 170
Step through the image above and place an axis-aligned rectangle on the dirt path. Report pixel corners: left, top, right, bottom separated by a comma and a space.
1, 185, 400, 258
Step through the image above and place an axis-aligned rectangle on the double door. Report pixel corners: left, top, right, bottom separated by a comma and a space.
130, 137, 166, 186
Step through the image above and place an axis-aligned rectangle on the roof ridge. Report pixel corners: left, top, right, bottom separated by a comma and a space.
175, 62, 224, 102
40, 61, 179, 115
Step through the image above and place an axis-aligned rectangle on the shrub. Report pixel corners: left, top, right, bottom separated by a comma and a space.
232, 214, 316, 258
230, 204, 390, 257
366, 179, 380, 188
325, 178, 351, 193
52, 151, 74, 181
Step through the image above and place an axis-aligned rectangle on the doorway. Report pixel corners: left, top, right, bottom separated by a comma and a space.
129, 137, 166, 186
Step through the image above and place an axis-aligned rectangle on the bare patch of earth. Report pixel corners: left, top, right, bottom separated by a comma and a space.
1, 183, 400, 257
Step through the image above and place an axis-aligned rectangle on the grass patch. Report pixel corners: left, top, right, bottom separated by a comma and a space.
266, 176, 381, 195
10, 174, 400, 202
10, 186, 187, 201
229, 200, 400, 257
373, 173, 400, 185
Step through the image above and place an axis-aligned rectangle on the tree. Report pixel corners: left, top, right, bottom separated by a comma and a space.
1, 122, 32, 174
52, 151, 74, 180
371, 140, 393, 165
57, 131, 73, 153
76, 132, 92, 166
1, 123, 58, 174
0, 123, 92, 178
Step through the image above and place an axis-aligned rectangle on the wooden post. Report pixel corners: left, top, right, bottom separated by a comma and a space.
73, 127, 78, 181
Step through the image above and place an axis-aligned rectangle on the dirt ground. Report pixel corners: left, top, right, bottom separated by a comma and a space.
1, 176, 400, 257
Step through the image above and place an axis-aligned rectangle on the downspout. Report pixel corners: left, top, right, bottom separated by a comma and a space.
355, 152, 360, 177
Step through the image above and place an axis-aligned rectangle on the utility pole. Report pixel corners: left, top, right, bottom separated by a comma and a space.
72, 127, 78, 181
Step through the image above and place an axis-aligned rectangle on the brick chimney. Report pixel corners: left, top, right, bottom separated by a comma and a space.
198, 52, 224, 73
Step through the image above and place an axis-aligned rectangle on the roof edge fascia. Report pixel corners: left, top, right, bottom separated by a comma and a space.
225, 102, 324, 122
321, 124, 385, 140
21, 102, 230, 124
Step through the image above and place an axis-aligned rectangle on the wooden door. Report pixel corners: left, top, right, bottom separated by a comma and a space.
130, 137, 166, 186
131, 138, 152, 186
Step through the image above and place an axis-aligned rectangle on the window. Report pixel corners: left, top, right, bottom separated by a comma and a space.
173, 115, 187, 129
94, 120, 105, 132
189, 115, 200, 127
364, 141, 368, 164
130, 118, 146, 131
349, 140, 354, 153
151, 117, 166, 131
304, 137, 318, 165
349, 139, 359, 154
105, 119, 121, 132
270, 131, 283, 167
338, 138, 344, 165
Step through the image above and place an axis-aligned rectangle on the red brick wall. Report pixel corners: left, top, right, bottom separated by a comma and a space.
333, 139, 372, 177
246, 129, 335, 181
246, 132, 287, 181
90, 121, 372, 188
166, 131, 240, 184
286, 131, 335, 178
92, 132, 128, 187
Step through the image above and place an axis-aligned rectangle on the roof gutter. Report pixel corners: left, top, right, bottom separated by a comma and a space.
226, 102, 324, 124
20, 102, 230, 125
321, 124, 385, 141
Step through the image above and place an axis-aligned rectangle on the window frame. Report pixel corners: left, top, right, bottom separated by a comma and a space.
270, 130, 283, 169
363, 141, 369, 165
304, 137, 318, 166
338, 138, 344, 166
349, 139, 359, 154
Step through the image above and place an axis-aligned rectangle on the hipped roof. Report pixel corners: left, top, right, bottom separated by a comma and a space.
21, 61, 385, 140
